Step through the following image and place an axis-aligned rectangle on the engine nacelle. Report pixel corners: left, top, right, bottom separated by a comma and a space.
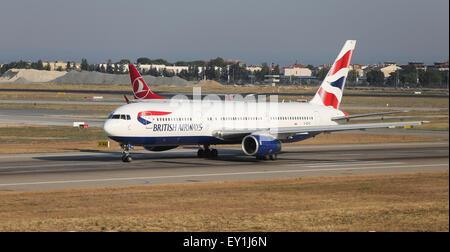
144, 146, 178, 152
242, 135, 282, 156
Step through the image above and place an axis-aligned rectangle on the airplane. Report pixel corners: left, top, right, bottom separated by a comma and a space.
103, 40, 427, 162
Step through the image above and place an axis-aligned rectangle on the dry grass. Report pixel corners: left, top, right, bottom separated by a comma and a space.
0, 171, 447, 232
340, 96, 449, 108
0, 102, 116, 112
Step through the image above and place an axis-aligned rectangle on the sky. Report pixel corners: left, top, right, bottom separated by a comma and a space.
0, 0, 448, 66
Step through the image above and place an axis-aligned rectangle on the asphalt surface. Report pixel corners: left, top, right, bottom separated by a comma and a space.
0, 142, 447, 191
0, 107, 106, 127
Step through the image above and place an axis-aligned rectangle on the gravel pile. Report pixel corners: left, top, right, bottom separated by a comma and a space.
0, 69, 193, 86
0, 69, 66, 83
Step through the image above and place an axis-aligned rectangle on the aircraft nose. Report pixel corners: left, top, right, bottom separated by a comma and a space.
103, 120, 114, 136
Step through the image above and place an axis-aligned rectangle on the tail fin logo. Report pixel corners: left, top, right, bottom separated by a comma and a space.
310, 40, 356, 109
132, 77, 150, 99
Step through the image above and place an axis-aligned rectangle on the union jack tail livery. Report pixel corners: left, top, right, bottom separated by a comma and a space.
310, 40, 356, 109
129, 64, 165, 100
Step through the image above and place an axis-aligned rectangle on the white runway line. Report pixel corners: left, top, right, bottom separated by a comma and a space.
0, 163, 447, 187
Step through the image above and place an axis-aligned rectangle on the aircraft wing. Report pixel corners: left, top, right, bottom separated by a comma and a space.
212, 121, 428, 140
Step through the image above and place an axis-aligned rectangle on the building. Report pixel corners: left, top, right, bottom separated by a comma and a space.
264, 75, 280, 86
246, 65, 262, 73
432, 61, 449, 71
380, 63, 402, 78
282, 63, 312, 77
349, 64, 365, 77
165, 66, 189, 74
408, 62, 426, 70
48, 61, 81, 71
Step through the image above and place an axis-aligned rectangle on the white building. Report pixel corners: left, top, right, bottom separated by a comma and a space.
282, 63, 312, 77
246, 65, 262, 73
380, 62, 402, 78
165, 66, 189, 74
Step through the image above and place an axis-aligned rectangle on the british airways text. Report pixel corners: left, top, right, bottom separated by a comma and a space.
152, 123, 203, 132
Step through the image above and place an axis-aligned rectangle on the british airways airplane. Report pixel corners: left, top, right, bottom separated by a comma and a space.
103, 40, 426, 162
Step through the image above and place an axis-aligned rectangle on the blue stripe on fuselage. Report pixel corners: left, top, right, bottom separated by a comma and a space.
108, 133, 318, 146
108, 136, 237, 146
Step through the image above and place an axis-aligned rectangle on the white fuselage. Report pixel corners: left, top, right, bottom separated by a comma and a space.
103, 99, 345, 146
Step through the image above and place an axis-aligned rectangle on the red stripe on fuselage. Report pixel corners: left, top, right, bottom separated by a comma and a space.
137, 111, 172, 117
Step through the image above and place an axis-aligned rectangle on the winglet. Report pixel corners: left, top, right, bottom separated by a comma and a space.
128, 64, 165, 100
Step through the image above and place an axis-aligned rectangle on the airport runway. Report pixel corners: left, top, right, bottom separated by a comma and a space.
0, 141, 447, 191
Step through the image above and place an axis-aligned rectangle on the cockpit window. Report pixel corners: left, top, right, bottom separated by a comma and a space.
110, 114, 131, 120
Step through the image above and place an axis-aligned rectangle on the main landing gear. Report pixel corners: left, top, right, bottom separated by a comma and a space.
121, 144, 133, 162
197, 145, 218, 159
256, 154, 278, 160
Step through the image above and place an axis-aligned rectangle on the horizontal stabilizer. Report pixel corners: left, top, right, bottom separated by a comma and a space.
332, 110, 409, 121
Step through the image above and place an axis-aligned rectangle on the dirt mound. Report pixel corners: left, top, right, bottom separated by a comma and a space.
193, 80, 224, 88
0, 69, 66, 83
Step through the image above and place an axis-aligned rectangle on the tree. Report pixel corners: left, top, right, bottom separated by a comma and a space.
81, 58, 89, 71
366, 70, 385, 85
31, 60, 44, 70
106, 60, 114, 74
316, 66, 330, 81
147, 67, 160, 77
271, 65, 281, 75
119, 59, 130, 65
347, 69, 358, 83
420, 69, 442, 87
205, 63, 217, 80
210, 57, 226, 67
137, 57, 152, 65
255, 63, 270, 82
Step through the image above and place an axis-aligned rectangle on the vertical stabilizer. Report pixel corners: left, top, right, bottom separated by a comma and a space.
129, 64, 165, 100
310, 40, 356, 109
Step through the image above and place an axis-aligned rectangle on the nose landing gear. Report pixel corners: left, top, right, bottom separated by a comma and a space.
121, 144, 133, 162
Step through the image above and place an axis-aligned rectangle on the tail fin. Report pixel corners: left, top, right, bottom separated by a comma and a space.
128, 64, 165, 100
310, 40, 356, 109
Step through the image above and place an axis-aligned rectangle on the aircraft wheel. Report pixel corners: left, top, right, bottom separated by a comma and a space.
197, 149, 204, 158
269, 154, 278, 160
122, 155, 132, 162
210, 149, 218, 158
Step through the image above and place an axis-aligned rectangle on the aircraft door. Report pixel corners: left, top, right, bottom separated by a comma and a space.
313, 111, 321, 125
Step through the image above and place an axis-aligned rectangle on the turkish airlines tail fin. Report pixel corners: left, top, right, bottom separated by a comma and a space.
128, 64, 165, 100
310, 40, 356, 109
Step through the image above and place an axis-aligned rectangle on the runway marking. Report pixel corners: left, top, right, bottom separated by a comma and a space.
0, 163, 447, 187
0, 162, 118, 170
281, 161, 402, 167
303, 161, 404, 168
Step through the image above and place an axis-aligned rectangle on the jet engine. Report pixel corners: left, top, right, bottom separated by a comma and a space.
242, 135, 282, 159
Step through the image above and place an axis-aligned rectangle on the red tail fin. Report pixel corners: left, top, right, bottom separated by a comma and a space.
128, 64, 165, 100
